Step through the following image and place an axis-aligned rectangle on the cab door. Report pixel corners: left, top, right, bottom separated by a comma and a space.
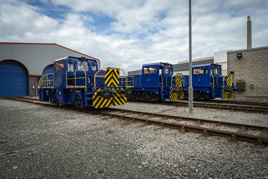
141, 66, 159, 87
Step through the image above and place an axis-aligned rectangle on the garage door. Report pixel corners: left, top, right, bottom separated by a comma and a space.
0, 60, 29, 97
43, 64, 54, 75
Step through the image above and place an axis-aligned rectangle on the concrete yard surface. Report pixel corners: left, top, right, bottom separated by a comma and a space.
0, 98, 268, 178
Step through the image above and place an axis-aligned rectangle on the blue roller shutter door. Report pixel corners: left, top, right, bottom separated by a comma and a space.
0, 61, 29, 97
43, 64, 54, 75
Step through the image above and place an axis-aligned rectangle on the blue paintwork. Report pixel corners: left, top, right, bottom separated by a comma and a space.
129, 62, 175, 100
0, 60, 29, 97
39, 56, 100, 107
183, 63, 228, 99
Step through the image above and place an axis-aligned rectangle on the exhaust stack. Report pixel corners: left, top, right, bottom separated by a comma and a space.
247, 16, 252, 49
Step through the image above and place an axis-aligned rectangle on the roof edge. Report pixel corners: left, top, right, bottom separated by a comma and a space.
0, 42, 101, 67
227, 46, 268, 53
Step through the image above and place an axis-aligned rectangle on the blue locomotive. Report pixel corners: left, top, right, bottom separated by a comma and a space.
183, 63, 235, 100
127, 62, 184, 101
38, 56, 132, 108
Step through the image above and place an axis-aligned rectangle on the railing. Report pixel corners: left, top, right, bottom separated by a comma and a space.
39, 73, 54, 88
66, 70, 87, 88
210, 74, 215, 89
159, 75, 163, 89
94, 67, 134, 88
120, 75, 135, 88
223, 73, 234, 88
172, 74, 184, 88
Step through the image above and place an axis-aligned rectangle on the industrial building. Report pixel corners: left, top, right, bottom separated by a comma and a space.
228, 46, 268, 103
0, 42, 100, 97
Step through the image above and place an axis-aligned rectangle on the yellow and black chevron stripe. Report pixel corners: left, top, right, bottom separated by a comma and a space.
170, 92, 179, 101
170, 74, 184, 101
175, 75, 183, 87
105, 68, 120, 87
170, 91, 184, 101
225, 74, 232, 87
222, 91, 234, 100
93, 88, 127, 109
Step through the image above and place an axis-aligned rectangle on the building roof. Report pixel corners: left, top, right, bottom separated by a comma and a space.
0, 42, 101, 75
0, 42, 100, 66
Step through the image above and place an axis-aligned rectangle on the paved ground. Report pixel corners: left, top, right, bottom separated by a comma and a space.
0, 98, 268, 178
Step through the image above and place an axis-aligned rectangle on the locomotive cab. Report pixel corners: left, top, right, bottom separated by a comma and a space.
183, 63, 235, 100
128, 62, 183, 101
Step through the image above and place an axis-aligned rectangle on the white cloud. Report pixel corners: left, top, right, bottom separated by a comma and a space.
0, 0, 268, 73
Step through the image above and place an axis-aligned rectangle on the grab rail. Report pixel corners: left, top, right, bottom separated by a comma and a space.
66, 70, 87, 88
39, 73, 54, 88
94, 67, 134, 88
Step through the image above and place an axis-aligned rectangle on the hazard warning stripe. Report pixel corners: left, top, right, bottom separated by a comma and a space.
92, 91, 126, 109
170, 92, 179, 101
106, 76, 119, 86
114, 94, 123, 105
105, 68, 120, 86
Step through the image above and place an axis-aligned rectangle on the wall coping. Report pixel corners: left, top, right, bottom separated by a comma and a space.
227, 46, 268, 54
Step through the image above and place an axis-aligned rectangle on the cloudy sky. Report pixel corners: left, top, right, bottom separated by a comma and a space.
0, 0, 267, 72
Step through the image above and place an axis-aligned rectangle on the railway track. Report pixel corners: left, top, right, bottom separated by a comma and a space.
195, 99, 268, 107
6, 97, 268, 146
130, 100, 268, 114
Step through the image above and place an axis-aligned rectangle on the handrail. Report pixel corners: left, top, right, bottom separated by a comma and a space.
210, 74, 215, 89
94, 67, 107, 88
66, 69, 87, 88
160, 75, 163, 90
93, 67, 134, 88
39, 73, 54, 89
119, 69, 134, 88
172, 74, 184, 88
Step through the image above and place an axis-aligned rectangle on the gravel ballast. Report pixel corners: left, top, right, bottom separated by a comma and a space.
0, 98, 267, 178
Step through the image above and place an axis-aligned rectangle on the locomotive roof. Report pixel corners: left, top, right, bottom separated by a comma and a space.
142, 62, 173, 67
192, 63, 220, 68
54, 56, 98, 62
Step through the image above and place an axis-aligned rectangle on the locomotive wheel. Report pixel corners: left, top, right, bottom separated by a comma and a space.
50, 95, 59, 106
153, 94, 161, 101
74, 97, 82, 108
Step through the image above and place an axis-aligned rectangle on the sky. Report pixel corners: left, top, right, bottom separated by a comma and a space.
0, 0, 268, 72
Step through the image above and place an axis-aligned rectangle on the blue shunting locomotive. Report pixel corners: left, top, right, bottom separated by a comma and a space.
127, 62, 184, 101
39, 56, 132, 108
183, 63, 235, 100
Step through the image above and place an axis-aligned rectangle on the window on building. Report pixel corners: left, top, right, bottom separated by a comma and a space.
55, 61, 64, 71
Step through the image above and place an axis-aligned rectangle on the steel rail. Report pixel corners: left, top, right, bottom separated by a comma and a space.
130, 100, 268, 114
105, 108, 268, 131
6, 97, 268, 146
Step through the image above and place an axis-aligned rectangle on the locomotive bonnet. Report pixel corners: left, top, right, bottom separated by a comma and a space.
39, 56, 132, 108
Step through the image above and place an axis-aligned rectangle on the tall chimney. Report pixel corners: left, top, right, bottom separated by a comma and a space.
247, 15, 252, 49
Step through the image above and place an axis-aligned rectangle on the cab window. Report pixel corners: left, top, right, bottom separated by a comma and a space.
211, 67, 218, 75
144, 66, 157, 74
54, 61, 64, 71
164, 67, 169, 74
67, 63, 74, 71
77, 61, 88, 71
91, 64, 97, 71
194, 67, 208, 75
